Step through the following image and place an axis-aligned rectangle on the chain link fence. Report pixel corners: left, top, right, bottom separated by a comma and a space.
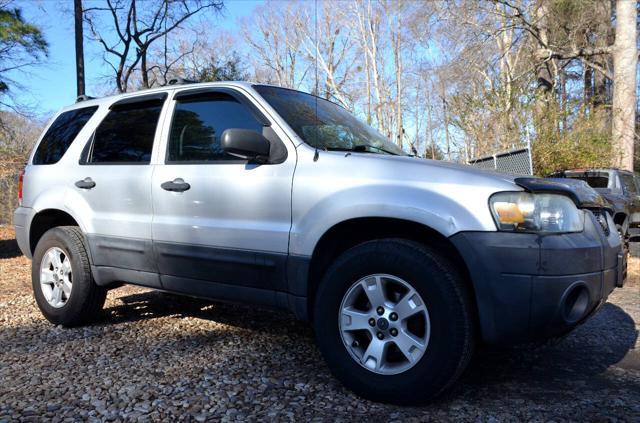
468, 147, 533, 175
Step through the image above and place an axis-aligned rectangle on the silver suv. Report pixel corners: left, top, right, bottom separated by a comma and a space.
14, 82, 625, 404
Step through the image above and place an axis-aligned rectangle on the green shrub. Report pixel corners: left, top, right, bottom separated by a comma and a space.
532, 107, 614, 176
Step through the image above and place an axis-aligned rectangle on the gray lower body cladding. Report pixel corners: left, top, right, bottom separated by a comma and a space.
85, 234, 310, 320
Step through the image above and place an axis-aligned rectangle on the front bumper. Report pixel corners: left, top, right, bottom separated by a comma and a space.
450, 210, 624, 344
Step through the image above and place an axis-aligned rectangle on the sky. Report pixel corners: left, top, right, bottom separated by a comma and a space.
13, 0, 264, 118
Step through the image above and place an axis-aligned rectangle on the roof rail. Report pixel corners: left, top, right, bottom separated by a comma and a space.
167, 77, 198, 86
76, 95, 96, 103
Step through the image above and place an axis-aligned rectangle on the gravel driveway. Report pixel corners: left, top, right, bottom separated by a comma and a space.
1, 226, 639, 421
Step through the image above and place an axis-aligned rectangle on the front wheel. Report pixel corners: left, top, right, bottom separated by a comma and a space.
314, 239, 476, 405
32, 226, 107, 326
616, 223, 630, 250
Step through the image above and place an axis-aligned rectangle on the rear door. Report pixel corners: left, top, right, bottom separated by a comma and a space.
151, 87, 296, 295
65, 93, 168, 286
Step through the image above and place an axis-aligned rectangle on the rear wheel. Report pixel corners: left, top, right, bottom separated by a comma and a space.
314, 239, 475, 404
32, 226, 107, 326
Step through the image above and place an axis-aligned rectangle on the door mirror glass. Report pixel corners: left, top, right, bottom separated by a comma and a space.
221, 129, 270, 162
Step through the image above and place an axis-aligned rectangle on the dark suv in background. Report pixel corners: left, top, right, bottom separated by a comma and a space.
551, 169, 640, 252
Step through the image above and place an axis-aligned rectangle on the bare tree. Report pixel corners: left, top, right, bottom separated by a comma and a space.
242, 1, 307, 89
350, 0, 392, 137
384, 0, 405, 149
84, 0, 223, 93
291, 2, 357, 107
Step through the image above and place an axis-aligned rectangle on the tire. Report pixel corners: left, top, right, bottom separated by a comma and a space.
616, 224, 630, 257
32, 226, 107, 326
314, 239, 475, 405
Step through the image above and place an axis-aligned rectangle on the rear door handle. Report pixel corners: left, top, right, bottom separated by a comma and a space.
161, 178, 191, 192
75, 177, 96, 189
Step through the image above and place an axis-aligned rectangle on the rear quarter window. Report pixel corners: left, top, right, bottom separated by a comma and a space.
621, 174, 638, 194
565, 175, 609, 188
32, 106, 98, 165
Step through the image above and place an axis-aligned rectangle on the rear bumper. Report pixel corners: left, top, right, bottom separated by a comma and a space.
13, 206, 34, 259
450, 210, 624, 344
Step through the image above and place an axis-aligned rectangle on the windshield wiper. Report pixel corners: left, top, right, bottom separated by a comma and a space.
325, 145, 400, 156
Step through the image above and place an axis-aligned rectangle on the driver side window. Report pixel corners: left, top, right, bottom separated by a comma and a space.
167, 93, 263, 162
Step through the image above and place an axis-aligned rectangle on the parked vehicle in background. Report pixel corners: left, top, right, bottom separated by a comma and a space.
14, 82, 626, 404
550, 169, 640, 253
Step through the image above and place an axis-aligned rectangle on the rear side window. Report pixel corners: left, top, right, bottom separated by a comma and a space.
88, 101, 163, 164
566, 175, 609, 188
621, 174, 638, 194
32, 106, 98, 165
167, 93, 264, 162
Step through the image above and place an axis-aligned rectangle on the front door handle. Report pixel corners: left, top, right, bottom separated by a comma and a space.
75, 177, 96, 189
161, 178, 191, 192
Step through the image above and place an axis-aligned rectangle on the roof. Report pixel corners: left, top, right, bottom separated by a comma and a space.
59, 81, 258, 113
563, 168, 636, 175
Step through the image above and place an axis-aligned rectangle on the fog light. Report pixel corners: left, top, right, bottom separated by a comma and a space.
562, 285, 589, 323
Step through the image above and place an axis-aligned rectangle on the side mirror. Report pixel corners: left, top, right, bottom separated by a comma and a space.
221, 128, 270, 162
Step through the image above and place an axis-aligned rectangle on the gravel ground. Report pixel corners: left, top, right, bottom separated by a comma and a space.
0, 226, 639, 421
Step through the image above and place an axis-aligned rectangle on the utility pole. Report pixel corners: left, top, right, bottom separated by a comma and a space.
74, 0, 85, 97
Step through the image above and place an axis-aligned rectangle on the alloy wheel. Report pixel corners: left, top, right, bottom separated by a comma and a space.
338, 274, 430, 375
40, 247, 73, 308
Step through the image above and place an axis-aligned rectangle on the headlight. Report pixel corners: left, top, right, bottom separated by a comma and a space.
489, 192, 584, 233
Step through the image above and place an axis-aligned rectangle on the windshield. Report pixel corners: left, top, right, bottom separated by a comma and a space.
254, 85, 405, 156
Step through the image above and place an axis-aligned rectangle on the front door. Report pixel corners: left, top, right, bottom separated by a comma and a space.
151, 88, 296, 294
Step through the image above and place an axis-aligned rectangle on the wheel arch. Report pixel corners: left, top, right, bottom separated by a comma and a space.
613, 212, 629, 233
304, 217, 477, 322
29, 209, 80, 255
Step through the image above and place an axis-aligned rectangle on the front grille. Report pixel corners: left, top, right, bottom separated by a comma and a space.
591, 210, 610, 235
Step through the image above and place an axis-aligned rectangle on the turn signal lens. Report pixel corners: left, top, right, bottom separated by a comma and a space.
493, 202, 525, 224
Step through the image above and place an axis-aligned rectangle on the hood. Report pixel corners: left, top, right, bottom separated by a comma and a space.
337, 153, 609, 210
341, 153, 520, 187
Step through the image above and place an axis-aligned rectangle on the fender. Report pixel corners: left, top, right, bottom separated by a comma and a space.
288, 146, 518, 257
29, 187, 91, 235
290, 183, 500, 257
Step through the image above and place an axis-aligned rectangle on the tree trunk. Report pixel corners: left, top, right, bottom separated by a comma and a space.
425, 102, 433, 158
583, 65, 592, 108
364, 48, 372, 125
393, 2, 403, 150
612, 0, 637, 171
593, 0, 612, 114
74, 0, 85, 97
534, 1, 553, 120
441, 79, 451, 161
141, 49, 150, 89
